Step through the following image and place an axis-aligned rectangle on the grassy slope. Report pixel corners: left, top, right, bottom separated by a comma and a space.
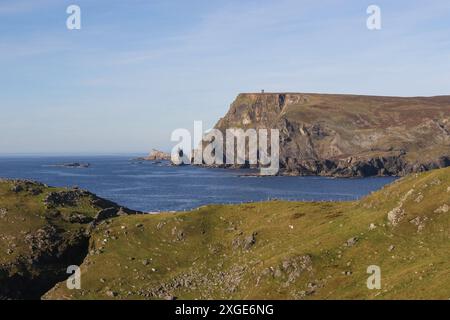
0, 181, 98, 266
0, 180, 135, 299
44, 167, 450, 300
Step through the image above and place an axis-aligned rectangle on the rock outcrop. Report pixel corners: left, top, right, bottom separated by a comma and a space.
0, 180, 141, 299
139, 149, 171, 161
213, 93, 450, 177
51, 163, 90, 168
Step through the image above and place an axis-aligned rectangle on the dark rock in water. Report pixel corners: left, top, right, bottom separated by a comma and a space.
53, 162, 90, 168
170, 148, 188, 166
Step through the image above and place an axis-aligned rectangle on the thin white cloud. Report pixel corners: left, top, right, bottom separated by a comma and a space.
0, 0, 58, 15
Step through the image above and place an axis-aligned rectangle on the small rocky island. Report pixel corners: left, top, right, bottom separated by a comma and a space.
135, 149, 171, 161
50, 162, 91, 169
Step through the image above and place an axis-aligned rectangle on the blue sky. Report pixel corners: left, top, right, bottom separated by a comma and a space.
0, 0, 449, 154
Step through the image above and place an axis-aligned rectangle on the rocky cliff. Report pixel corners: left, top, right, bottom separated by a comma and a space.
214, 93, 450, 176
139, 149, 171, 161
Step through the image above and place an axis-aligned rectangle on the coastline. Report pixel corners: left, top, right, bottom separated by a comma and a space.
0, 156, 396, 212
1, 167, 449, 299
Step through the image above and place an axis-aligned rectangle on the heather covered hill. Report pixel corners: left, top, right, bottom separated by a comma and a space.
214, 93, 450, 176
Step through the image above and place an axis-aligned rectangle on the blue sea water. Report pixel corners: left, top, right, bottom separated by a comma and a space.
0, 156, 396, 212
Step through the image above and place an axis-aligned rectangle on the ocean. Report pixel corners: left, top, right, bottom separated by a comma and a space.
0, 155, 396, 212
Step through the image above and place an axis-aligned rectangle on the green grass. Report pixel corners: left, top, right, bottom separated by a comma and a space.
0, 181, 97, 265
42, 167, 450, 300
0, 180, 132, 299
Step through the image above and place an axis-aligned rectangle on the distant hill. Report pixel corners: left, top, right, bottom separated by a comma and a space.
213, 93, 450, 176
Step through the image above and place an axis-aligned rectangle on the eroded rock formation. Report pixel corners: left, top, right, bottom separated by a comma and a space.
213, 93, 450, 176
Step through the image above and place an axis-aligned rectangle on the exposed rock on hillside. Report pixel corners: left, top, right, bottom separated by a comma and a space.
0, 180, 141, 299
213, 93, 450, 176
43, 167, 450, 300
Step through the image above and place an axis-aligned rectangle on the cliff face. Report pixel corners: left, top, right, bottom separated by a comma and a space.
214, 93, 450, 177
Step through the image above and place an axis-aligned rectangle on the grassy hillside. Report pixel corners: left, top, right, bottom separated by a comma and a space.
0, 179, 139, 299
43, 167, 450, 300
